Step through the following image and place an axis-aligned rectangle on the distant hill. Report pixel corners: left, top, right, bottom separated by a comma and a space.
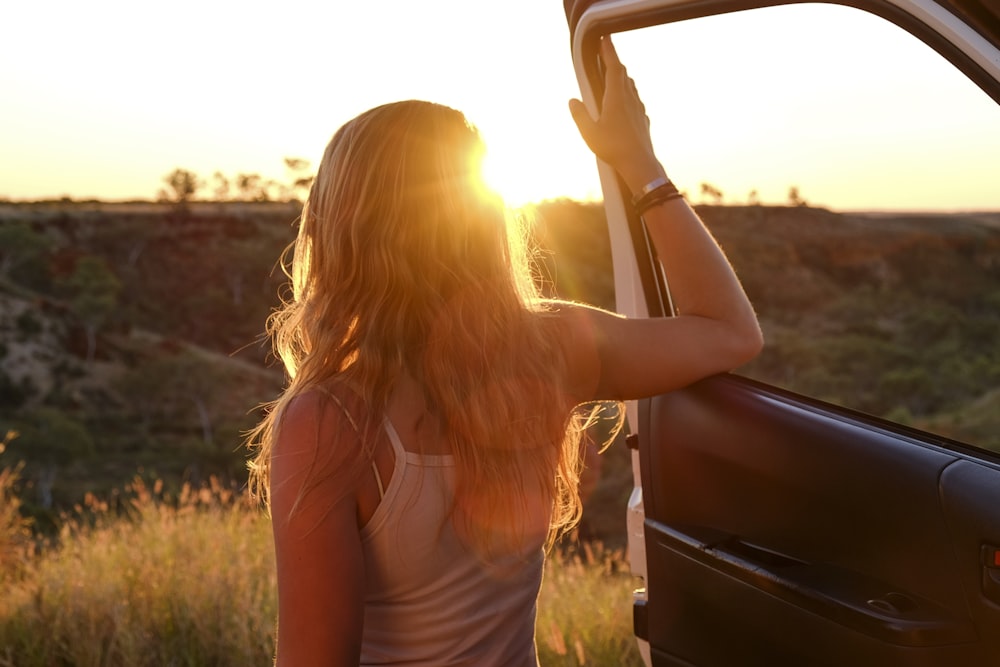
0, 200, 997, 538
0, 202, 294, 523
704, 206, 1000, 438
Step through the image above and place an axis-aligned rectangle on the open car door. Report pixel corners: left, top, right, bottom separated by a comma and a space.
565, 1, 1000, 665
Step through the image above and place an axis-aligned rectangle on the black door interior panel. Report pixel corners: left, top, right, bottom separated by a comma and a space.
642, 531, 984, 666
938, 460, 1000, 658
646, 521, 976, 647
637, 375, 998, 665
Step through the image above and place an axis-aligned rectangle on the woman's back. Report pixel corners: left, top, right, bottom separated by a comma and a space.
360, 414, 543, 666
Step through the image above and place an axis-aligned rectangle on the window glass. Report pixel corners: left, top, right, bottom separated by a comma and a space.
615, 4, 1000, 454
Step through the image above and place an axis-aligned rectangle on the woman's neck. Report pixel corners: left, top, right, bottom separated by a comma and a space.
386, 373, 449, 454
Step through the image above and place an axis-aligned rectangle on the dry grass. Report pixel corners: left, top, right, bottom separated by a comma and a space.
0, 432, 33, 585
0, 464, 644, 666
537, 541, 645, 666
0, 476, 276, 666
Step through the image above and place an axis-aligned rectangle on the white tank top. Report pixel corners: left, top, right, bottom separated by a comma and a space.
359, 419, 544, 666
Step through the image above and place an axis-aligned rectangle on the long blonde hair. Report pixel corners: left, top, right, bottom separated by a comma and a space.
248, 100, 589, 550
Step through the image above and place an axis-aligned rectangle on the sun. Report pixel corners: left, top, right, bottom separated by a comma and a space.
477, 126, 604, 209
481, 136, 588, 210
472, 112, 605, 209
481, 150, 535, 209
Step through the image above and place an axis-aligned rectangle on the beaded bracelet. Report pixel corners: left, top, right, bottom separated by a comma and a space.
632, 178, 683, 216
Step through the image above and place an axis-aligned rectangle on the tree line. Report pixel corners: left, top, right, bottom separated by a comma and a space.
158, 157, 315, 205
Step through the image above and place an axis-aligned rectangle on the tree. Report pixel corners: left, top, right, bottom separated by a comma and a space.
216, 237, 272, 307
4, 410, 95, 509
159, 168, 202, 204
788, 186, 808, 207
61, 256, 122, 362
700, 182, 724, 205
284, 157, 314, 201
235, 173, 268, 201
211, 171, 230, 201
154, 350, 231, 447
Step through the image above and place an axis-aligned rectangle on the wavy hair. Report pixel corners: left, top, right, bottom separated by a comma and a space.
247, 100, 593, 551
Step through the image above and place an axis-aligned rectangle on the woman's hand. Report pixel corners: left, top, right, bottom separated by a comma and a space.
569, 37, 665, 191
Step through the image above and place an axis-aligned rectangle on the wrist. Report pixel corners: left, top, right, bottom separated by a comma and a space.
619, 160, 667, 195
632, 178, 683, 216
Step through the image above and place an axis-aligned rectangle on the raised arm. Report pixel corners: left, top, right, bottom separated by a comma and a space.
565, 37, 763, 401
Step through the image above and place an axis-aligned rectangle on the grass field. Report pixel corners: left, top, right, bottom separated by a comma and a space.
0, 458, 644, 667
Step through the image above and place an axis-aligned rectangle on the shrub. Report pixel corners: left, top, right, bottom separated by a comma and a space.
8, 408, 95, 463
14, 310, 43, 340
0, 371, 34, 410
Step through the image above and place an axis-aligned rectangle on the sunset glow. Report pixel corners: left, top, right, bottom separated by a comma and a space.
482, 137, 602, 208
1, 1, 997, 211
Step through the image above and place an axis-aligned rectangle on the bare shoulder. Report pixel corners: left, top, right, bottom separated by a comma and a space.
270, 384, 369, 522
535, 300, 621, 404
276, 387, 362, 457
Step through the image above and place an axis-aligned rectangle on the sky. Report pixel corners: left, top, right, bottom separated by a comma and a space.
1, 0, 998, 211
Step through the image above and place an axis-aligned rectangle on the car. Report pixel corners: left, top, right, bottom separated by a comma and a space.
563, 1, 1000, 665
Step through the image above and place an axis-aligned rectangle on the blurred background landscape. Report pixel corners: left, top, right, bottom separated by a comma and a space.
1, 185, 998, 664
2, 187, 998, 538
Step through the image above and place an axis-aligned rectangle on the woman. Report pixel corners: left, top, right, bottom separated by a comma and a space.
248, 38, 762, 666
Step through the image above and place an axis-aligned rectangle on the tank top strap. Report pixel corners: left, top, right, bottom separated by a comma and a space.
381, 416, 454, 467
361, 417, 410, 535
382, 417, 407, 457
370, 460, 385, 499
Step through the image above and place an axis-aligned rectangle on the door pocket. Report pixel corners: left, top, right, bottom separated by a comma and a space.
649, 520, 978, 647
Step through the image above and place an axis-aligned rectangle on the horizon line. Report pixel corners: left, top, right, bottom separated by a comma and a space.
1, 197, 999, 217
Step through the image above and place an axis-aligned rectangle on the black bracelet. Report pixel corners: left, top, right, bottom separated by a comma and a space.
633, 180, 683, 216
